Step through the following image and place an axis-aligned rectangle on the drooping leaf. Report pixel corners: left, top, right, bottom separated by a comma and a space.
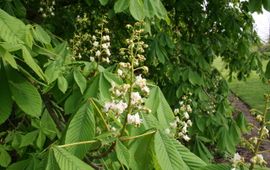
115, 140, 130, 168
74, 69, 87, 94
144, 0, 167, 19
32, 25, 51, 44
129, 131, 155, 169
57, 75, 68, 93
65, 102, 95, 158
99, 0, 109, 5
0, 46, 18, 69
7, 160, 29, 170
84, 71, 120, 100
265, 60, 270, 79
0, 65, 12, 124
129, 0, 145, 21
248, 0, 262, 12
0, 146, 11, 167
52, 146, 93, 170
0, 9, 25, 43
199, 164, 231, 170
235, 112, 249, 133
8, 70, 42, 117
171, 139, 206, 170
154, 131, 189, 170
114, 0, 130, 13
46, 148, 60, 170
145, 86, 175, 129
21, 46, 46, 80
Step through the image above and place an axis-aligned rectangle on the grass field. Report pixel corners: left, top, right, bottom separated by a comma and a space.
214, 58, 270, 111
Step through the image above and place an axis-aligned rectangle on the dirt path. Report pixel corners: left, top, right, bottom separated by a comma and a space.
229, 93, 270, 167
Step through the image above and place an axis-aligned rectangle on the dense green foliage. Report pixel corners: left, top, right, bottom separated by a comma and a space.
0, 0, 269, 169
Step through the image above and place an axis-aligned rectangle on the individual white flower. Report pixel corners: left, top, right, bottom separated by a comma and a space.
135, 74, 147, 88
183, 135, 191, 141
187, 120, 192, 126
250, 154, 267, 165
165, 128, 171, 135
111, 126, 116, 132
95, 50, 101, 57
102, 57, 110, 63
232, 153, 244, 167
127, 113, 142, 126
142, 86, 150, 94
90, 56, 95, 62
117, 69, 123, 77
261, 126, 269, 137
174, 108, 180, 114
92, 35, 96, 40
179, 101, 184, 105
131, 92, 142, 105
186, 105, 192, 113
104, 102, 113, 112
102, 43, 108, 49
78, 53, 82, 59
170, 121, 177, 129
93, 41, 99, 47
256, 115, 263, 122
105, 49, 111, 56
183, 112, 189, 119
182, 123, 188, 133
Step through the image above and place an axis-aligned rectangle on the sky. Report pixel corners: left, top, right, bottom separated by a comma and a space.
253, 10, 270, 42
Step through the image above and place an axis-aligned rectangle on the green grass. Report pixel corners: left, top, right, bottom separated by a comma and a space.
214, 58, 270, 111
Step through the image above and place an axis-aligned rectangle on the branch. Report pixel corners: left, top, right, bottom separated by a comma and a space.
42, 94, 65, 131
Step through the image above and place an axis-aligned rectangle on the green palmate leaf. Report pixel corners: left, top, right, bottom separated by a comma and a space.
0, 9, 25, 43
265, 60, 270, 79
65, 102, 95, 158
248, 0, 262, 12
36, 131, 46, 149
199, 164, 231, 170
263, 0, 270, 11
84, 71, 121, 100
8, 69, 42, 117
99, 0, 109, 5
57, 75, 68, 93
0, 146, 11, 167
116, 140, 130, 168
46, 148, 60, 170
144, 0, 167, 19
129, 0, 145, 21
235, 112, 248, 133
0, 65, 12, 125
129, 131, 155, 170
188, 69, 203, 85
22, 47, 46, 80
74, 69, 87, 94
114, 0, 130, 13
154, 131, 188, 170
32, 25, 51, 44
171, 139, 206, 170
52, 146, 93, 170
0, 46, 18, 69
7, 160, 29, 170
145, 86, 175, 128
20, 130, 38, 148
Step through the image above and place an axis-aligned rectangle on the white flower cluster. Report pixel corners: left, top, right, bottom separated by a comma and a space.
104, 100, 128, 116
38, 0, 55, 17
231, 153, 244, 169
250, 154, 267, 166
127, 113, 143, 127
260, 126, 269, 138
103, 22, 150, 131
165, 94, 193, 141
89, 18, 111, 63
